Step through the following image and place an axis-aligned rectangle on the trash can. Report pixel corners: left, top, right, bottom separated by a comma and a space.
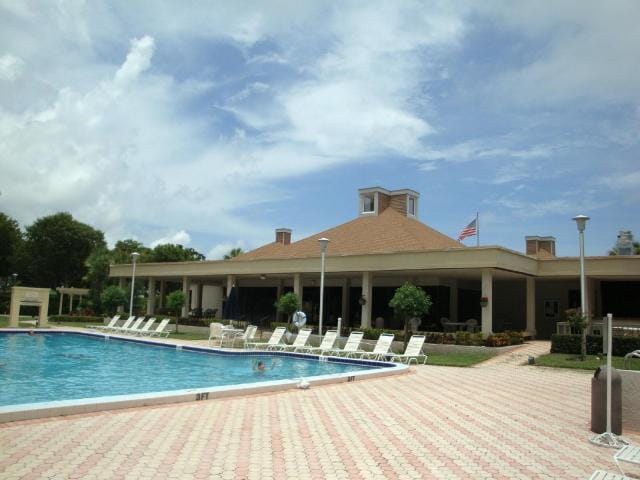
591, 366, 622, 434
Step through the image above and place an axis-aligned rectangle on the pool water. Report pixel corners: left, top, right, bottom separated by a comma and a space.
0, 332, 378, 407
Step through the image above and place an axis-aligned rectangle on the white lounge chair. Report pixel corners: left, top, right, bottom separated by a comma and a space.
116, 317, 144, 334
109, 316, 136, 333
614, 445, 640, 478
246, 327, 287, 350
296, 330, 338, 355
589, 470, 632, 480
231, 325, 258, 348
134, 317, 156, 336
358, 333, 396, 360
208, 322, 225, 347
147, 318, 171, 337
96, 315, 120, 331
390, 335, 427, 364
276, 328, 312, 351
324, 331, 364, 357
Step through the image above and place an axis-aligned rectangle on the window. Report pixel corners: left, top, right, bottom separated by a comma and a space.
407, 196, 415, 216
362, 194, 375, 213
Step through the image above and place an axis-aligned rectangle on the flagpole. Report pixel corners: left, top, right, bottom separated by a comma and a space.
476, 212, 479, 247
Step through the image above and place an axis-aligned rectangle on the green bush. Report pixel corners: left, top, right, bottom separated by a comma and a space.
454, 331, 485, 346
49, 315, 104, 324
424, 332, 456, 344
551, 334, 640, 356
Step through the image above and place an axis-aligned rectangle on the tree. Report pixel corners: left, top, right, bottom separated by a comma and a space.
565, 308, 588, 360
275, 292, 300, 324
609, 241, 640, 255
0, 212, 22, 282
389, 282, 432, 348
223, 248, 243, 260
100, 285, 128, 316
146, 244, 205, 262
165, 290, 185, 334
83, 246, 111, 313
111, 239, 149, 264
22, 213, 105, 288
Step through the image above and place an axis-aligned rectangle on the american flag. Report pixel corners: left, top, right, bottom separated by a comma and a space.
458, 218, 477, 242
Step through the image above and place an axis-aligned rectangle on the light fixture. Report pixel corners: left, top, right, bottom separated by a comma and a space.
259, 274, 267, 281
129, 252, 140, 318
318, 238, 330, 337
572, 215, 589, 359
358, 295, 367, 306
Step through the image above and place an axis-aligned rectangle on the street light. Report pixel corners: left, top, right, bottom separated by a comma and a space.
573, 215, 589, 359
129, 252, 140, 318
318, 238, 330, 337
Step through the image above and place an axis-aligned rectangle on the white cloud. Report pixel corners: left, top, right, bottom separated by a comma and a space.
0, 53, 24, 81
206, 241, 247, 260
150, 230, 191, 248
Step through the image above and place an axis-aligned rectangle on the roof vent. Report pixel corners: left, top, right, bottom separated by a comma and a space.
525, 236, 556, 258
275, 228, 292, 245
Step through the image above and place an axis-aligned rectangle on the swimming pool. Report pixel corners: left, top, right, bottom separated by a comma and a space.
0, 330, 405, 422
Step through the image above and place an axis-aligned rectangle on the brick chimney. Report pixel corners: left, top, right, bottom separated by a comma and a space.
275, 228, 292, 245
525, 236, 556, 258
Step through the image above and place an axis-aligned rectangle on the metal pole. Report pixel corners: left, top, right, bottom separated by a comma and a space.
129, 253, 139, 318
476, 211, 479, 247
319, 248, 326, 337
606, 313, 612, 434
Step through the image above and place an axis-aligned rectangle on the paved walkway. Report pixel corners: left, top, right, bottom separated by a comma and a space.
1, 340, 638, 479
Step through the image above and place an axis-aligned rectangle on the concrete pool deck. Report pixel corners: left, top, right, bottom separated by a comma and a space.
1, 339, 639, 479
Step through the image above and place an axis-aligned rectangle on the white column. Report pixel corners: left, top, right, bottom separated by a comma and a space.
197, 284, 204, 311
158, 280, 165, 309
526, 277, 536, 336
276, 279, 284, 322
481, 269, 493, 336
341, 278, 350, 324
449, 280, 458, 322
146, 277, 156, 315
360, 272, 372, 329
181, 276, 191, 317
69, 293, 73, 313
226, 275, 235, 295
293, 273, 302, 299
58, 292, 64, 315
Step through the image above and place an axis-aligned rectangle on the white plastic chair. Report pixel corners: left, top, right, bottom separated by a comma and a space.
111, 316, 137, 333
147, 318, 171, 337
246, 327, 287, 350
208, 322, 225, 346
276, 328, 312, 351
232, 325, 258, 348
390, 335, 427, 364
134, 318, 156, 336
324, 331, 364, 357
96, 315, 120, 331
297, 330, 338, 355
359, 333, 396, 360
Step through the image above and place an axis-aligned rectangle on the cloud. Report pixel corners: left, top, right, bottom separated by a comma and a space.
150, 230, 191, 248
206, 240, 247, 260
0, 53, 24, 81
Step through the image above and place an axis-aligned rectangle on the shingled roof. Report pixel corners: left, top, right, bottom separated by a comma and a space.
236, 208, 463, 261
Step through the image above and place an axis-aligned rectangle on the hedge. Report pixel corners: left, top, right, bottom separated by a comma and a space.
551, 334, 640, 356
49, 315, 104, 324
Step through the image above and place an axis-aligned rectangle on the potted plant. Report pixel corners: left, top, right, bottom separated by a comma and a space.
479, 296, 489, 308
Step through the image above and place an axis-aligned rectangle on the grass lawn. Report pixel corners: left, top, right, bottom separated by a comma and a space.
425, 351, 494, 367
166, 331, 209, 341
535, 353, 640, 371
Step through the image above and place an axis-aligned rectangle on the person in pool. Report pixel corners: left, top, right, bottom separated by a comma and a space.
253, 359, 276, 372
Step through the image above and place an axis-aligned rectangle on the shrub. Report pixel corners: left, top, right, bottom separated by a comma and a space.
49, 315, 104, 324
362, 327, 385, 340
454, 331, 485, 346
504, 330, 524, 345
550, 334, 640, 356
485, 333, 511, 347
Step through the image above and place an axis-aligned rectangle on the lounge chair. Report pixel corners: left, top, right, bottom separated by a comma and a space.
296, 330, 338, 355
231, 325, 258, 348
134, 317, 156, 336
147, 318, 171, 337
275, 328, 312, 351
96, 315, 120, 331
246, 326, 287, 350
589, 470, 632, 480
109, 316, 136, 333
115, 317, 144, 334
390, 334, 427, 364
324, 331, 364, 357
358, 333, 396, 360
614, 445, 640, 478
208, 322, 225, 347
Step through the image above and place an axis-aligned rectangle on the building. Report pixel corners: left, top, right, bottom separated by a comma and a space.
109, 187, 640, 337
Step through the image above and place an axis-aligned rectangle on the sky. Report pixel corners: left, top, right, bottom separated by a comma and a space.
0, 0, 638, 258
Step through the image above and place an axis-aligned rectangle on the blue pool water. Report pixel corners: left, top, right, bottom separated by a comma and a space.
0, 332, 380, 407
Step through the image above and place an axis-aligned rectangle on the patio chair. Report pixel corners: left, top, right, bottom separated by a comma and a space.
96, 315, 120, 331
624, 350, 640, 369
208, 322, 225, 347
589, 470, 632, 480
296, 330, 338, 355
231, 325, 258, 348
246, 326, 287, 350
324, 331, 364, 357
465, 318, 478, 332
134, 317, 156, 336
358, 333, 396, 360
390, 335, 427, 364
147, 318, 171, 337
118, 317, 145, 334
614, 445, 640, 478
110, 316, 137, 333
275, 328, 312, 351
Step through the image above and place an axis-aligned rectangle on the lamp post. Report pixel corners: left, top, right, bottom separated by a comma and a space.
573, 215, 589, 359
129, 252, 140, 318
318, 238, 330, 337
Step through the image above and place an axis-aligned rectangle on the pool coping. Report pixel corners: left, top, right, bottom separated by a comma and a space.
0, 328, 408, 423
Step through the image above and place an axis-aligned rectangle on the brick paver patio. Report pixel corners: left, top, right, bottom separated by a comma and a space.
1, 340, 638, 479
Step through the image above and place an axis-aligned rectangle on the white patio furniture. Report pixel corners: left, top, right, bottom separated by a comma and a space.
390, 335, 427, 364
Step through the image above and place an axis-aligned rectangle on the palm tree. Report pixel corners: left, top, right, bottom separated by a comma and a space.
223, 247, 243, 260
